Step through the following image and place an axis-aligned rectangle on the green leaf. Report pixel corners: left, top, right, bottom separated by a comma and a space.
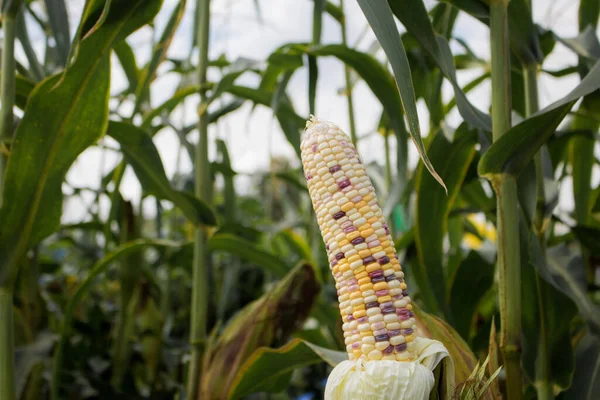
227, 85, 305, 158
307, 44, 407, 150
133, 0, 186, 115
325, 2, 343, 24
442, 0, 542, 64
387, 0, 492, 133
560, 333, 600, 400
414, 125, 476, 315
14, 74, 35, 110
228, 338, 346, 399
358, 0, 447, 192
570, 91, 600, 224
200, 263, 320, 398
0, 0, 163, 286
413, 304, 485, 398
141, 85, 197, 129
106, 121, 216, 226
579, 0, 600, 32
449, 251, 495, 341
572, 225, 600, 255
540, 243, 600, 335
479, 60, 600, 178
113, 40, 139, 92
15, 6, 45, 81
558, 27, 600, 62
207, 233, 289, 277
521, 226, 577, 391
44, 0, 71, 66
51, 239, 181, 398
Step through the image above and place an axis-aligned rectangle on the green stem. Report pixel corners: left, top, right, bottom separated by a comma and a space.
187, 0, 212, 398
524, 62, 553, 400
0, 288, 15, 400
384, 130, 392, 190
339, 0, 357, 145
111, 201, 140, 389
490, 1, 523, 399
0, 14, 17, 210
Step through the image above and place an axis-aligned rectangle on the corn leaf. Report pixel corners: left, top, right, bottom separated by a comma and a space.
413, 305, 490, 399
106, 121, 217, 226
537, 242, 600, 335
0, 0, 162, 286
44, 0, 71, 66
357, 0, 447, 192
113, 40, 139, 93
561, 333, 600, 400
449, 251, 495, 341
478, 60, 600, 178
51, 239, 182, 397
521, 223, 578, 391
228, 338, 346, 399
414, 124, 477, 315
132, 0, 186, 115
200, 263, 320, 398
208, 233, 289, 277
387, 0, 492, 133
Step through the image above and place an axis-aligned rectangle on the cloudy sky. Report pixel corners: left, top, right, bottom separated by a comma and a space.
18, 0, 596, 222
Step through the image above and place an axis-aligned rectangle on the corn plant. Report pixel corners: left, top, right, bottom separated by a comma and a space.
0, 0, 599, 399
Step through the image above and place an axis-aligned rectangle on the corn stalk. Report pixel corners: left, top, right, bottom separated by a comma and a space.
489, 1, 523, 398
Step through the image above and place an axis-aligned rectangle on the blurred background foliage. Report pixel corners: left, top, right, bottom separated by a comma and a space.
0, 0, 598, 399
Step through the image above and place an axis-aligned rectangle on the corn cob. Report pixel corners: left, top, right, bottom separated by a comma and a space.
301, 116, 417, 363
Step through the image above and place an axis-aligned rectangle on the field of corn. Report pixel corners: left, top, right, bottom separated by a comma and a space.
0, 0, 599, 399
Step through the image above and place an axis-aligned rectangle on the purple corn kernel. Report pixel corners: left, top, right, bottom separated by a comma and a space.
375, 289, 388, 297
336, 252, 344, 260
392, 294, 403, 301
382, 307, 396, 315
341, 141, 347, 146
385, 275, 396, 282
333, 211, 346, 220
330, 259, 338, 267
380, 301, 393, 309
363, 256, 376, 264
368, 240, 381, 248
399, 314, 410, 321
383, 345, 394, 355
352, 342, 360, 349
387, 329, 401, 337
378, 256, 390, 265
397, 309, 409, 316
329, 165, 341, 173
371, 276, 385, 283
395, 343, 407, 352
402, 290, 409, 297
344, 226, 357, 233
341, 221, 352, 228
357, 316, 368, 323
394, 253, 399, 259
366, 302, 379, 309
375, 334, 389, 342
408, 311, 414, 318
338, 179, 351, 189
351, 237, 365, 245
352, 196, 362, 202
347, 315, 355, 321
312, 144, 318, 152
326, 244, 329, 250
368, 271, 384, 279
402, 329, 413, 335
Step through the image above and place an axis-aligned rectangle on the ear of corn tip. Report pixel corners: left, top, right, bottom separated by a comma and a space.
301, 115, 418, 363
